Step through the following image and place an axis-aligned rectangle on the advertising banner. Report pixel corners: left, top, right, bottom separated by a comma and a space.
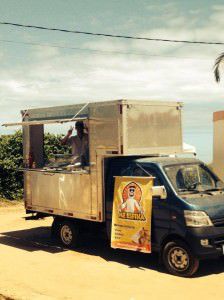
111, 176, 153, 253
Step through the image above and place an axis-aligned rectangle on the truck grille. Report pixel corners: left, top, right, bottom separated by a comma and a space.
212, 217, 224, 227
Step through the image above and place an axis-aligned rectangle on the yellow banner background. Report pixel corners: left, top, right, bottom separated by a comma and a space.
111, 176, 153, 253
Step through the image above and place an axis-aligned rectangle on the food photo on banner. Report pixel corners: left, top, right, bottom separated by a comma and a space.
111, 176, 153, 253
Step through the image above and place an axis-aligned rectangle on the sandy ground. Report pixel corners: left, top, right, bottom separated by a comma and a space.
0, 204, 224, 300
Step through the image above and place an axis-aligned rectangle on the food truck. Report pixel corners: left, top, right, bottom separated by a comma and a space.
3, 100, 224, 277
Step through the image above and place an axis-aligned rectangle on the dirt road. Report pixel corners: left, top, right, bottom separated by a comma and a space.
0, 204, 224, 300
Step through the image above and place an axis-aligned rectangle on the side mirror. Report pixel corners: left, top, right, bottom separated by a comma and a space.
152, 185, 167, 200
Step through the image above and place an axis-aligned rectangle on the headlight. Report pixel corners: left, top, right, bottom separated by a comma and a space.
184, 211, 213, 227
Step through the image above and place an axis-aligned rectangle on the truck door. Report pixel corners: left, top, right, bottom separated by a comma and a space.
131, 165, 171, 250
105, 158, 132, 238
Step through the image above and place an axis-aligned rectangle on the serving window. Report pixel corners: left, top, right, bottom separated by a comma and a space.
22, 120, 89, 173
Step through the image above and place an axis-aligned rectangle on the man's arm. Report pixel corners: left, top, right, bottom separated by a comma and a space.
61, 127, 73, 145
134, 200, 142, 213
120, 201, 127, 212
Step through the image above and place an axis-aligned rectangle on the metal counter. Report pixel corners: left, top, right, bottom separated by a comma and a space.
24, 169, 92, 219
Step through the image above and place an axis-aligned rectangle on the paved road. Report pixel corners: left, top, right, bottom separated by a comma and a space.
0, 204, 224, 300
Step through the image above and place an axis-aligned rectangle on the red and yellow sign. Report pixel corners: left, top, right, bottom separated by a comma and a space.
111, 176, 153, 253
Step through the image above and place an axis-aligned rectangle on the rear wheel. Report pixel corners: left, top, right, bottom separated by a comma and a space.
162, 240, 199, 277
57, 220, 79, 248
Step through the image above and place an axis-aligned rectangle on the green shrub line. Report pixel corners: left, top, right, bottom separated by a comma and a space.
0, 131, 69, 200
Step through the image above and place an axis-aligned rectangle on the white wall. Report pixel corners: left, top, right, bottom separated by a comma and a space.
212, 111, 224, 180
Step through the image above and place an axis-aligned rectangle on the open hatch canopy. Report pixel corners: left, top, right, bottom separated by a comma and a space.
2, 116, 87, 127
2, 102, 89, 127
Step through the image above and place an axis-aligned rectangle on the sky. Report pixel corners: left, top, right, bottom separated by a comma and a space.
0, 0, 224, 162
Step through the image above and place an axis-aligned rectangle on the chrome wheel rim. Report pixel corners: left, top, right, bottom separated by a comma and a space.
168, 246, 189, 271
61, 225, 73, 245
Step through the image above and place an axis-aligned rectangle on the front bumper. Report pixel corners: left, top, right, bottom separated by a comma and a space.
186, 227, 224, 259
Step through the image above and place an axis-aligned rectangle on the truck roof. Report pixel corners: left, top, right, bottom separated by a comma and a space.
135, 156, 201, 167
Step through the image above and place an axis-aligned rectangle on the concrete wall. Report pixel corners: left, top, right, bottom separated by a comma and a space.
213, 111, 224, 180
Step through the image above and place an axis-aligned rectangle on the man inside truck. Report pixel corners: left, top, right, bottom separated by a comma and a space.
61, 121, 89, 165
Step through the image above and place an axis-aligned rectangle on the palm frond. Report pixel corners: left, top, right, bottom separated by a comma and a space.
214, 52, 224, 83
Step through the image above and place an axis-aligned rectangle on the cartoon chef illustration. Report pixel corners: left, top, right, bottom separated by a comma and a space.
120, 183, 143, 213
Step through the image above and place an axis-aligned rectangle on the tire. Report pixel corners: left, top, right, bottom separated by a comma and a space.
162, 240, 199, 277
58, 220, 79, 248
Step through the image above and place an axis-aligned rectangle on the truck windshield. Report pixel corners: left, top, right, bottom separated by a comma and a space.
164, 163, 222, 193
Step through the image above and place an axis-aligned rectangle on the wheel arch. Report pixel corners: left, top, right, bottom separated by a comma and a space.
160, 234, 191, 252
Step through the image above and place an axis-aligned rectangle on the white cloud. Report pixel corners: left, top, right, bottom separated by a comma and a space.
0, 2, 224, 135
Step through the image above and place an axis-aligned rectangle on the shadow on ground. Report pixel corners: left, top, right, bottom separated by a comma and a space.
1, 225, 224, 277
0, 226, 65, 254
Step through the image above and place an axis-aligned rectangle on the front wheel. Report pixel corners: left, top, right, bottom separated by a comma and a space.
162, 240, 199, 277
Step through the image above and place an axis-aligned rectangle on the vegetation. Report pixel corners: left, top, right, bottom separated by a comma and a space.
0, 131, 68, 200
214, 52, 224, 82
0, 131, 23, 200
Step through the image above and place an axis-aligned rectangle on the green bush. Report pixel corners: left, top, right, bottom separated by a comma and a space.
0, 131, 23, 200
0, 130, 68, 200
43, 132, 70, 162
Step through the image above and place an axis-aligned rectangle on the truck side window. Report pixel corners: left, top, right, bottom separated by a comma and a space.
200, 167, 216, 188
132, 166, 162, 186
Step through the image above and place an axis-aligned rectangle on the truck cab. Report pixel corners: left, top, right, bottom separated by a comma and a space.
105, 156, 224, 276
